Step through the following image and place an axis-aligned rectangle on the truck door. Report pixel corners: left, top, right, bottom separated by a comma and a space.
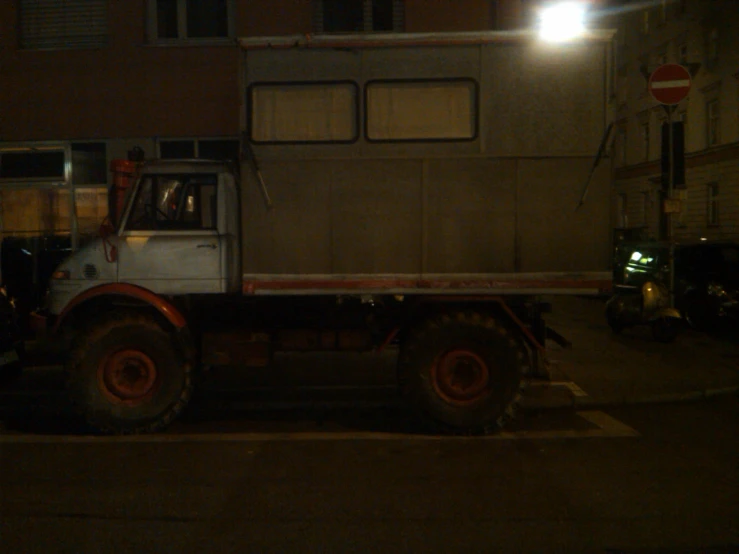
117, 173, 224, 294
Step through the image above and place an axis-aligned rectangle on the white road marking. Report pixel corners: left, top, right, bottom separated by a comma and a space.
0, 411, 638, 443
578, 410, 640, 437
563, 382, 589, 397
651, 79, 690, 89
528, 380, 589, 397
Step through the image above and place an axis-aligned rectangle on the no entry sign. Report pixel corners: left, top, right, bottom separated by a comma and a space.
649, 64, 692, 105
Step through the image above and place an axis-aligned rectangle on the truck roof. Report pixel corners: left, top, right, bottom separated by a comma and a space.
237, 29, 616, 50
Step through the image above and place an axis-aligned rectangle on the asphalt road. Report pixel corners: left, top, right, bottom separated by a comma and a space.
1, 396, 738, 553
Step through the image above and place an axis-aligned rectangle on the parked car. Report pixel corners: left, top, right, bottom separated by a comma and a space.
613, 240, 739, 330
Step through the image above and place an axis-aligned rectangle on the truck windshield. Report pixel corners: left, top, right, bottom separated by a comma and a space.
126, 174, 218, 231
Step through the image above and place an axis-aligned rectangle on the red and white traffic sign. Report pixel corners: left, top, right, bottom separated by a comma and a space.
648, 64, 692, 105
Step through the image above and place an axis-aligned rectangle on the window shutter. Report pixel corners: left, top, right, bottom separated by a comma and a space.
20, 0, 108, 50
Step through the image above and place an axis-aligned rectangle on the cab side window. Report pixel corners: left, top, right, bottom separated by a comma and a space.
127, 174, 217, 231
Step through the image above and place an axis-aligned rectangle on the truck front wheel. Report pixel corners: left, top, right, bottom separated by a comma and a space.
398, 311, 523, 435
66, 312, 193, 434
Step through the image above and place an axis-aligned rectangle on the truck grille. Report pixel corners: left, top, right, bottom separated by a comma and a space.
83, 264, 99, 280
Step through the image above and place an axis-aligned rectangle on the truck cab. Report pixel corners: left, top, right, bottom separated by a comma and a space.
48, 160, 241, 318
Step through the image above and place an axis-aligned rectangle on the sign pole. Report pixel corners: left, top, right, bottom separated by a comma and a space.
667, 105, 675, 309
648, 63, 692, 310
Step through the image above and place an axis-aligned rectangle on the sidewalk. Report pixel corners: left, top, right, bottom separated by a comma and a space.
524, 295, 739, 409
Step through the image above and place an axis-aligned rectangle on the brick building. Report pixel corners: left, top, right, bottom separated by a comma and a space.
0, 0, 530, 238
608, 0, 739, 242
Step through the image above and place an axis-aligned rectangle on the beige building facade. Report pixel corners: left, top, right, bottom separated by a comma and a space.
609, 0, 739, 242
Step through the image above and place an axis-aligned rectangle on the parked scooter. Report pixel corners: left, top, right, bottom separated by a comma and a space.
606, 279, 683, 342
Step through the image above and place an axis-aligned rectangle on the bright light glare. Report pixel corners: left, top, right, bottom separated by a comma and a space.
539, 2, 587, 42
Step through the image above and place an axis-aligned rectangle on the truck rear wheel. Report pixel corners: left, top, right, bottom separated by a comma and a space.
66, 312, 193, 434
398, 311, 523, 435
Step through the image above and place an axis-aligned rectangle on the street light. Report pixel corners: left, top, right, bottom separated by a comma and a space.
538, 2, 587, 42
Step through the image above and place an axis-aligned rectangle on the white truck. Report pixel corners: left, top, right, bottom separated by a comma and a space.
37, 30, 614, 434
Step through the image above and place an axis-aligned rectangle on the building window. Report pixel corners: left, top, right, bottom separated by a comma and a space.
19, 0, 108, 50
678, 42, 688, 65
707, 183, 719, 226
149, 0, 232, 41
72, 143, 107, 185
617, 125, 627, 166
676, 189, 688, 227
0, 143, 108, 185
706, 99, 720, 147
641, 191, 650, 226
198, 140, 240, 162
706, 28, 719, 65
158, 138, 240, 162
315, 0, 404, 33
160, 140, 195, 159
678, 111, 688, 150
640, 121, 650, 161
249, 83, 359, 144
366, 80, 477, 142
0, 149, 66, 182
617, 193, 628, 228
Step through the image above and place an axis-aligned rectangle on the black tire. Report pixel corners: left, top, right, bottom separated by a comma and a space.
652, 317, 679, 343
607, 315, 625, 335
682, 294, 715, 332
398, 311, 523, 435
66, 311, 194, 434
0, 362, 23, 387
605, 298, 626, 334
0, 344, 24, 387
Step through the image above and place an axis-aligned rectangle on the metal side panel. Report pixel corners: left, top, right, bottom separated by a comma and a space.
516, 159, 612, 272
241, 161, 333, 274
329, 159, 423, 274
481, 41, 607, 158
242, 159, 424, 275
425, 158, 517, 273
117, 232, 223, 294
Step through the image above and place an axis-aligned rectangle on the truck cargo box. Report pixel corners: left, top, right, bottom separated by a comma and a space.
243, 31, 614, 293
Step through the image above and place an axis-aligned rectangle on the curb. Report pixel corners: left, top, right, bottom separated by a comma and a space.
522, 385, 739, 411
